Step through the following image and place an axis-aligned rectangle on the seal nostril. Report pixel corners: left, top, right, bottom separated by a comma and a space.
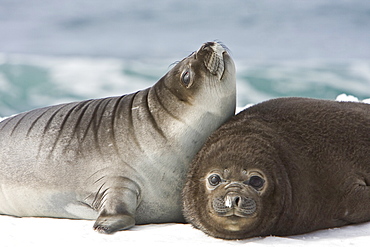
225, 194, 242, 207
203, 42, 215, 49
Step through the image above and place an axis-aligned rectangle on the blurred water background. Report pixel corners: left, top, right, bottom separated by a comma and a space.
1, 0, 370, 117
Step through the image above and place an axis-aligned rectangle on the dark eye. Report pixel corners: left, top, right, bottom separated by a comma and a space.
208, 174, 222, 186
248, 176, 265, 190
181, 70, 191, 86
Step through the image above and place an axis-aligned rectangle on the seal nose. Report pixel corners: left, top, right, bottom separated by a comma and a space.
224, 193, 257, 215
202, 42, 216, 49
201, 42, 225, 55
225, 193, 242, 208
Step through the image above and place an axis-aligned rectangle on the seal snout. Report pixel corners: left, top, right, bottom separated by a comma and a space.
200, 42, 226, 79
224, 192, 242, 208
202, 41, 217, 49
213, 191, 257, 217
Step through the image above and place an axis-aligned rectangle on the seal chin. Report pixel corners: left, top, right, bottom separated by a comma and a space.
223, 216, 249, 232
213, 214, 258, 234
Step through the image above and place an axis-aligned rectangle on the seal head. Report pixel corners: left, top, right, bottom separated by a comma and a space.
183, 126, 290, 239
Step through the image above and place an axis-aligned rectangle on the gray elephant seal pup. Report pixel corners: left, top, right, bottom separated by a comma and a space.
183, 97, 370, 240
0, 41, 236, 234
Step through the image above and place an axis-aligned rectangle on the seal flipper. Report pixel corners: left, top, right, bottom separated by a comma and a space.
94, 213, 136, 234
93, 188, 138, 234
90, 175, 141, 234
338, 174, 370, 224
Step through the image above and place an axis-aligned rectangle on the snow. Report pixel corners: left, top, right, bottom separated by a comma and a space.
335, 94, 360, 102
2, 94, 370, 246
336, 94, 370, 105
2, 215, 370, 247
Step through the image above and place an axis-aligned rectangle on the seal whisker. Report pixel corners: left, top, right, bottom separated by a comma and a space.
168, 61, 180, 69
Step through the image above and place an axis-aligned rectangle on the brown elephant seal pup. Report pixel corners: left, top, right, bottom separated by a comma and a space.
183, 97, 370, 240
0, 41, 236, 234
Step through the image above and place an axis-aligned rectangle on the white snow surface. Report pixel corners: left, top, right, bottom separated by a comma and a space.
2, 215, 370, 247
2, 94, 370, 246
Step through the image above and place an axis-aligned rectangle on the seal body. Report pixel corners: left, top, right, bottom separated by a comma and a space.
183, 97, 370, 239
0, 42, 236, 234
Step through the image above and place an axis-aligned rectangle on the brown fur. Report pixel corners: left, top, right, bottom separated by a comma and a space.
183, 97, 370, 240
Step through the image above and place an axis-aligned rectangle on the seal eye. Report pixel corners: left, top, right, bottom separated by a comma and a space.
248, 176, 265, 190
181, 70, 191, 87
208, 174, 222, 186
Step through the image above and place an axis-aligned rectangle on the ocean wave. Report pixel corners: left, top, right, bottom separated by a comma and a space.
1, 54, 370, 118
